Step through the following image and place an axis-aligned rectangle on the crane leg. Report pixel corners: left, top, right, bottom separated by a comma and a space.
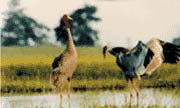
132, 80, 140, 106
59, 90, 63, 108
67, 79, 71, 108
128, 79, 133, 108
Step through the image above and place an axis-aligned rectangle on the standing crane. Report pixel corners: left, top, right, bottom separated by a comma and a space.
50, 14, 78, 108
103, 39, 180, 108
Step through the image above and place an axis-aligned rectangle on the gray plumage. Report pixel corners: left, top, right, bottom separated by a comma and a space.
109, 39, 180, 80
108, 39, 180, 107
109, 41, 153, 81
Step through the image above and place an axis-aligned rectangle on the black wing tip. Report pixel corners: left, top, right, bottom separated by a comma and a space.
159, 39, 180, 64
144, 48, 154, 67
111, 47, 129, 53
52, 56, 62, 69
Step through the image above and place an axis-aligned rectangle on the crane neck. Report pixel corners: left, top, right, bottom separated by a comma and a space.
65, 28, 76, 52
116, 55, 122, 64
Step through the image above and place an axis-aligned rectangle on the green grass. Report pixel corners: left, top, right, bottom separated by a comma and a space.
1, 45, 103, 57
1, 46, 180, 95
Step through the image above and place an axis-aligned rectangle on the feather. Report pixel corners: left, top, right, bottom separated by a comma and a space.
144, 48, 154, 67
52, 54, 63, 69
159, 39, 180, 63
111, 47, 129, 54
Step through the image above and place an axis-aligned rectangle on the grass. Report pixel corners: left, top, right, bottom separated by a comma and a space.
1, 46, 180, 95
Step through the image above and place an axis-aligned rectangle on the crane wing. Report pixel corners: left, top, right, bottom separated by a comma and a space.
144, 48, 154, 67
52, 54, 64, 69
159, 40, 180, 63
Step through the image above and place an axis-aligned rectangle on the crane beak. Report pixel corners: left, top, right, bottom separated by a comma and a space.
67, 16, 73, 21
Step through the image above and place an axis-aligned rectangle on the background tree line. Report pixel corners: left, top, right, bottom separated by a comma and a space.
1, 0, 50, 46
1, 0, 101, 46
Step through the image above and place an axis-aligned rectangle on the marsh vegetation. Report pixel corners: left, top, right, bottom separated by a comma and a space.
1, 46, 180, 95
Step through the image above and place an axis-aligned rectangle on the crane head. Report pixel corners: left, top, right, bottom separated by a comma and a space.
62, 14, 73, 22
132, 41, 149, 56
60, 14, 73, 28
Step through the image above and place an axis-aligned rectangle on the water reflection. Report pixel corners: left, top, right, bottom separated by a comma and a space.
1, 89, 180, 108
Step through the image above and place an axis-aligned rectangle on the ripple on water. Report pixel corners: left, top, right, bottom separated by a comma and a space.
1, 89, 180, 108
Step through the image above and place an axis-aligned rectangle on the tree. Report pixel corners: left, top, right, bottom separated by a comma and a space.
172, 36, 180, 46
55, 5, 101, 46
1, 0, 50, 46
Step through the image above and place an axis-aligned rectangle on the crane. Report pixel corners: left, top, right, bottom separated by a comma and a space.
104, 39, 180, 107
50, 14, 78, 108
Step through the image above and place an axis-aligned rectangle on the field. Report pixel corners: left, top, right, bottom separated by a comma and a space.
1, 46, 180, 95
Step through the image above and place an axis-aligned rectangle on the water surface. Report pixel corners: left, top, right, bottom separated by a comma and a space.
1, 89, 180, 108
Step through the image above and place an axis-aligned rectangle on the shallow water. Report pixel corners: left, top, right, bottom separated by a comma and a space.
1, 89, 180, 108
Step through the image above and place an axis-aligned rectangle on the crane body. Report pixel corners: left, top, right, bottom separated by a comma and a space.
50, 14, 77, 108
107, 38, 180, 107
